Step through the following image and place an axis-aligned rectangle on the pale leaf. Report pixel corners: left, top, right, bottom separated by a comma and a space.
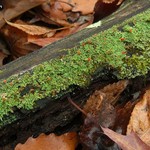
127, 89, 150, 146
15, 132, 78, 150
0, 0, 47, 28
102, 127, 150, 150
5, 20, 52, 35
72, 0, 98, 15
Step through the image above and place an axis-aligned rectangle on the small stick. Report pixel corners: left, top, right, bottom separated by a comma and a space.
68, 97, 87, 116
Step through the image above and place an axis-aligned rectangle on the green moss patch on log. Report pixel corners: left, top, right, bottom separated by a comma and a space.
0, 9, 150, 122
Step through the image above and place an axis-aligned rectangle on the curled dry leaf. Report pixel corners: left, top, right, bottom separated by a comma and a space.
127, 89, 150, 146
15, 132, 79, 150
0, 0, 124, 60
29, 37, 61, 47
0, 0, 47, 28
71, 0, 98, 15
79, 80, 129, 149
102, 127, 150, 150
5, 20, 53, 36
38, 0, 95, 26
1, 23, 41, 58
101, 80, 129, 104
83, 80, 129, 115
1, 19, 57, 58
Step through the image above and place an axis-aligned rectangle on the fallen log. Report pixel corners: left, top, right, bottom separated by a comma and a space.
0, 0, 150, 149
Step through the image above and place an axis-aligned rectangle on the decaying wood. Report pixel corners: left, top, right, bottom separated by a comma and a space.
0, 0, 150, 149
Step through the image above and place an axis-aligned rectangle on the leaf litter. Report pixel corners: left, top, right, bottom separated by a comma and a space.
0, 0, 124, 64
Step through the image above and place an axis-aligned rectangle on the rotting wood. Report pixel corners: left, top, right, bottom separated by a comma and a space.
0, 0, 150, 149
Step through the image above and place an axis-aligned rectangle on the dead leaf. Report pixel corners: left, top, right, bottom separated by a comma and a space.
1, 25, 41, 58
83, 80, 129, 115
5, 20, 52, 36
59, 0, 73, 12
0, 0, 123, 60
102, 127, 150, 150
127, 89, 150, 146
39, 1, 72, 26
15, 132, 79, 150
39, 0, 95, 26
30, 37, 61, 47
72, 0, 98, 15
101, 80, 129, 104
113, 101, 137, 135
79, 80, 136, 149
140, 129, 150, 146
0, 0, 47, 28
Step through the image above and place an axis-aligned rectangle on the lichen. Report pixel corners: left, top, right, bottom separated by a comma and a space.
0, 9, 150, 123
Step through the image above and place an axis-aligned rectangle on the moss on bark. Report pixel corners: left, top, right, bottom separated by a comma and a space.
0, 9, 150, 123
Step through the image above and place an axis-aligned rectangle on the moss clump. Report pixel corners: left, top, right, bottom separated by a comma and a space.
0, 9, 150, 122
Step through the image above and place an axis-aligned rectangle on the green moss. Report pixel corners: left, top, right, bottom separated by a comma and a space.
0, 9, 150, 123
0, 113, 18, 127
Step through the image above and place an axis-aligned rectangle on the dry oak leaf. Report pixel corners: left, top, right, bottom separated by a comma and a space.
15, 132, 79, 150
30, 20, 93, 46
1, 24, 41, 58
0, 0, 47, 28
127, 89, 150, 146
83, 80, 129, 115
30, 37, 61, 46
5, 20, 53, 36
102, 127, 150, 150
72, 0, 98, 15
40, 1, 72, 26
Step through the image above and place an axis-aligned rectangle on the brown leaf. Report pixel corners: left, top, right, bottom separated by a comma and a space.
1, 25, 41, 58
15, 132, 79, 150
30, 20, 93, 47
30, 37, 61, 47
59, 0, 73, 12
39, 1, 71, 26
5, 20, 52, 35
79, 80, 132, 149
0, 0, 47, 28
101, 80, 129, 104
83, 80, 129, 116
140, 129, 150, 146
39, 0, 95, 26
72, 0, 98, 15
113, 101, 137, 135
127, 89, 150, 146
102, 127, 150, 150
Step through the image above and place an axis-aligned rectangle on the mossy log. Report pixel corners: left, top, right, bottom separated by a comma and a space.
0, 0, 150, 149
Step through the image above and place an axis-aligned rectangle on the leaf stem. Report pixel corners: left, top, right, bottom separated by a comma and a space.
67, 97, 87, 116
